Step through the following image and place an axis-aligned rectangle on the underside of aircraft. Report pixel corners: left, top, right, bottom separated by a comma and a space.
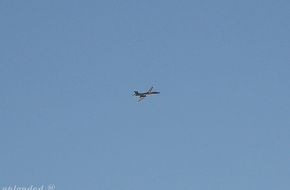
133, 86, 160, 101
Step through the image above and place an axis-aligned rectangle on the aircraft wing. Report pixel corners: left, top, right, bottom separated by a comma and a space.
148, 86, 154, 93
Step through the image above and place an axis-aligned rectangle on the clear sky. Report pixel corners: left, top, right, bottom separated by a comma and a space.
0, 0, 290, 189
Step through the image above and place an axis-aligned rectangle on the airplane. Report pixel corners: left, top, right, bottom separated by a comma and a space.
133, 86, 160, 102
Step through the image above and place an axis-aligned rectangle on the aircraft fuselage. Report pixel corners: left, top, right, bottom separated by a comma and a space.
134, 91, 160, 97
133, 87, 160, 101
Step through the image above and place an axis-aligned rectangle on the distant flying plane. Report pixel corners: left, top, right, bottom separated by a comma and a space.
133, 86, 160, 102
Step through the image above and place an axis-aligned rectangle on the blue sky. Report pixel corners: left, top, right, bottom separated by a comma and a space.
0, 0, 290, 189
